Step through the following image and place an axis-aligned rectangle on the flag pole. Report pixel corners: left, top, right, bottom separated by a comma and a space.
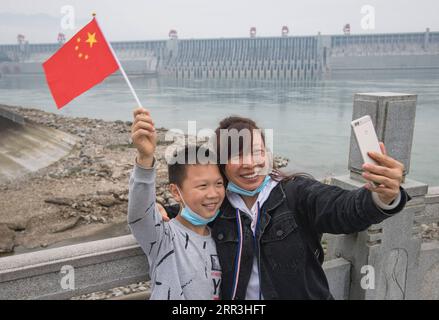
92, 13, 144, 109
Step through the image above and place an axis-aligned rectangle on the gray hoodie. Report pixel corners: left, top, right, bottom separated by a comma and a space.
127, 163, 221, 300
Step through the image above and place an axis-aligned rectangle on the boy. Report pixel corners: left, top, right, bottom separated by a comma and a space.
128, 108, 224, 300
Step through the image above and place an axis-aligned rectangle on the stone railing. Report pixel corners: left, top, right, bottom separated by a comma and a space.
425, 188, 439, 225
0, 235, 147, 300
0, 234, 351, 300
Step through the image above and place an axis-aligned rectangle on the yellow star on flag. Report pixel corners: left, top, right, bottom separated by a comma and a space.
85, 32, 97, 48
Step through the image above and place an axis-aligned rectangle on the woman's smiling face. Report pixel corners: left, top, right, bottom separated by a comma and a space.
224, 132, 269, 191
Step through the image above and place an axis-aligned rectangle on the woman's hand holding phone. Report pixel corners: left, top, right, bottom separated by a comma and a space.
362, 142, 404, 205
351, 115, 404, 205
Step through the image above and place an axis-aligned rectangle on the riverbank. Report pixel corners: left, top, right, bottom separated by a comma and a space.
0, 105, 290, 255
0, 104, 153, 255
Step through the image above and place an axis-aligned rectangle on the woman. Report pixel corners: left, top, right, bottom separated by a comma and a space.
209, 116, 409, 300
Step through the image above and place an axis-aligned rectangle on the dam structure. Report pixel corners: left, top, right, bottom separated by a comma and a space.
0, 29, 438, 80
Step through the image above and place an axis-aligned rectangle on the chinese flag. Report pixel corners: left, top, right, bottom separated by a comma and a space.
43, 18, 119, 109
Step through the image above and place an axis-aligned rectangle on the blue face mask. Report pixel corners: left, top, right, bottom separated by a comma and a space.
227, 175, 271, 197
176, 187, 220, 226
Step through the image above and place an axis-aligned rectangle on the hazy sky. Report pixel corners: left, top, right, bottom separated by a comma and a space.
0, 0, 438, 44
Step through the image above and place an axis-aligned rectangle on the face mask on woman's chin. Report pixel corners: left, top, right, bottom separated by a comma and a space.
175, 187, 220, 226
226, 175, 271, 197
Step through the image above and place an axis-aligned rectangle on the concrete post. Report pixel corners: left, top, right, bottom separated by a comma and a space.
329, 92, 428, 300
348, 93, 417, 181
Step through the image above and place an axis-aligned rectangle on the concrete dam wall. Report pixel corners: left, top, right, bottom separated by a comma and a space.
0, 30, 438, 80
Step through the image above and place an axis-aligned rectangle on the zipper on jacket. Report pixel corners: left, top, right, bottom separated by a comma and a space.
231, 208, 243, 300
255, 201, 262, 300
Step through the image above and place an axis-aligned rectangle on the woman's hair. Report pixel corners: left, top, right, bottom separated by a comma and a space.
214, 116, 312, 183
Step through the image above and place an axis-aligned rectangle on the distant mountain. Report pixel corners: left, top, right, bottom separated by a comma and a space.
0, 12, 88, 44
0, 12, 59, 25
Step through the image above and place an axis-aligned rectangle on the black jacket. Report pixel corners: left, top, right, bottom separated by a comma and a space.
209, 176, 409, 300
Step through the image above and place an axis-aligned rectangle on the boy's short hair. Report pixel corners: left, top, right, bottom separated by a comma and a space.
168, 145, 218, 187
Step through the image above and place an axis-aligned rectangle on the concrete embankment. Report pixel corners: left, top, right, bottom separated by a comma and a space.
0, 106, 77, 183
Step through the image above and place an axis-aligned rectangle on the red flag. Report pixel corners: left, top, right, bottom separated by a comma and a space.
43, 18, 119, 109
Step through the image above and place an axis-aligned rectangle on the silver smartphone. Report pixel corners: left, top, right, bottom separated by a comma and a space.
351, 115, 382, 187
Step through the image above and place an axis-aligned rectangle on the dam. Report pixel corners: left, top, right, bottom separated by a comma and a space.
0, 29, 438, 80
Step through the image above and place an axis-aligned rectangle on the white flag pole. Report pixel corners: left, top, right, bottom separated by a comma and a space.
93, 13, 144, 109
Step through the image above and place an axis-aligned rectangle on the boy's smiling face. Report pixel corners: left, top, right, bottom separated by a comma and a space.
170, 164, 225, 219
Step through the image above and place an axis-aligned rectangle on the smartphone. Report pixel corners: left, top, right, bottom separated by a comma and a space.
351, 115, 382, 187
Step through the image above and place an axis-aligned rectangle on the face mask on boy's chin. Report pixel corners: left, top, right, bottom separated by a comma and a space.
175, 186, 220, 226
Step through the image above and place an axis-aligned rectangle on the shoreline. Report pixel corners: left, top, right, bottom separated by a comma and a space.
0, 104, 290, 256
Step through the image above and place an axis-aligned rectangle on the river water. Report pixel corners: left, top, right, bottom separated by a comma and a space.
1, 69, 438, 186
